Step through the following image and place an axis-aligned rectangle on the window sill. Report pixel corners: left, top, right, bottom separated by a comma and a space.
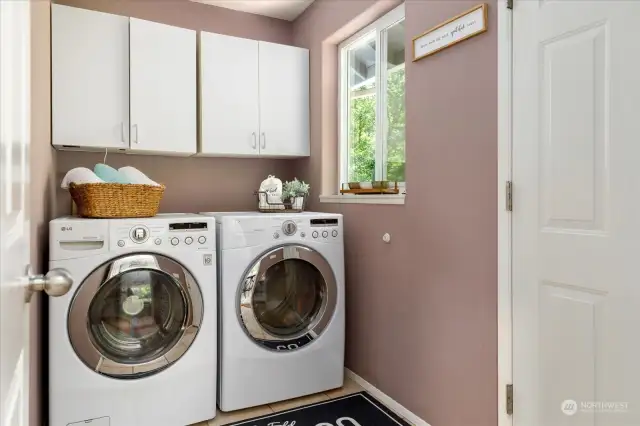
319, 194, 406, 205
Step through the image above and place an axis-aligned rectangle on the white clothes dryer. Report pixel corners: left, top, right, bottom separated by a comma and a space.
200, 212, 345, 412
48, 214, 216, 426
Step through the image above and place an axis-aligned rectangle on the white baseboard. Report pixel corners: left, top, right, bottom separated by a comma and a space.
345, 368, 431, 426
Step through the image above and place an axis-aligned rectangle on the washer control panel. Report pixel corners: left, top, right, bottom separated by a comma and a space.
113, 220, 214, 251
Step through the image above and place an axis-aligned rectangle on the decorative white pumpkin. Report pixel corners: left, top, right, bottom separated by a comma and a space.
258, 175, 285, 210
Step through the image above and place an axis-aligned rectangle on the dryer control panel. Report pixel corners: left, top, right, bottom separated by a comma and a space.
212, 213, 342, 250
271, 217, 341, 243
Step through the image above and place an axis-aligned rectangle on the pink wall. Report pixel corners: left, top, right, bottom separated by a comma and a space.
52, 0, 297, 216
293, 1, 498, 425
55, 0, 292, 44
56, 152, 296, 216
29, 2, 57, 425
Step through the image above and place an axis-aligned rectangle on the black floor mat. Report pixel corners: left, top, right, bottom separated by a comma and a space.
222, 391, 411, 425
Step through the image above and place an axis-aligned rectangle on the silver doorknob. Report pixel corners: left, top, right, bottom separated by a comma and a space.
25, 267, 73, 302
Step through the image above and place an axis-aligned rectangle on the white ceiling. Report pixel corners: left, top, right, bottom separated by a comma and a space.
191, 0, 315, 21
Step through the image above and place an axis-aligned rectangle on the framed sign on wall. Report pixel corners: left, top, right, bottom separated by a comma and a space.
412, 3, 488, 62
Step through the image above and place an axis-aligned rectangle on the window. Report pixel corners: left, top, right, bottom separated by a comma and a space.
339, 4, 406, 188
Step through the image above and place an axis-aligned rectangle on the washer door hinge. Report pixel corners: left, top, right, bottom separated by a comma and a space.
506, 384, 514, 415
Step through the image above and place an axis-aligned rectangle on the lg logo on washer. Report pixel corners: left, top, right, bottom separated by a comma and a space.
264, 419, 361, 426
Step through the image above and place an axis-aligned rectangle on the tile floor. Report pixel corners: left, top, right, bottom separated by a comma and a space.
192, 377, 413, 426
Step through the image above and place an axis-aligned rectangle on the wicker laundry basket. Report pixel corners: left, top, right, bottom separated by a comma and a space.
68, 182, 165, 218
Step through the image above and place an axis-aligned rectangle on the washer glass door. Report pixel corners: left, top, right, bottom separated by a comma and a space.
68, 253, 203, 379
239, 245, 337, 351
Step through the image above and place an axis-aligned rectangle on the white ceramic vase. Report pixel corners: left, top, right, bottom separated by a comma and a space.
292, 196, 304, 210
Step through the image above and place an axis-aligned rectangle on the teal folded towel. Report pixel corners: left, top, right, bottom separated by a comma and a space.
94, 163, 130, 184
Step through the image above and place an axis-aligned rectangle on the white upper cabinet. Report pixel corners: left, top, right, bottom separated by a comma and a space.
52, 5, 129, 150
130, 18, 197, 155
51, 6, 308, 158
198, 36, 310, 157
258, 42, 310, 157
200, 32, 260, 156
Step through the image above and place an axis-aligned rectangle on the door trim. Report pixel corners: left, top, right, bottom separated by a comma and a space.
497, 1, 513, 425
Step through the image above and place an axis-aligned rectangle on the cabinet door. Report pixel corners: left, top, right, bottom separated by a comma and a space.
258, 42, 310, 157
200, 32, 259, 156
52, 5, 129, 150
130, 18, 196, 155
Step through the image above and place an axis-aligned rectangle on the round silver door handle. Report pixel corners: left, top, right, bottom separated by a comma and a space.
28, 268, 73, 297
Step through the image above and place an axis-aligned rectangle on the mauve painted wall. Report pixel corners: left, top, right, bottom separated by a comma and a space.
293, 1, 498, 425
52, 0, 297, 216
29, 1, 57, 425
56, 152, 296, 216
54, 0, 293, 44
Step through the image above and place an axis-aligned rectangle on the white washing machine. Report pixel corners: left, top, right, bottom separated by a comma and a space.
200, 212, 345, 411
48, 214, 217, 426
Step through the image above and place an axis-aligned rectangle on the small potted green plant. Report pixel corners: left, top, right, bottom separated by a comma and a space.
283, 178, 310, 210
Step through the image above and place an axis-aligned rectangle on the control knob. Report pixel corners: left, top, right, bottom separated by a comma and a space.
282, 220, 297, 236
130, 226, 149, 243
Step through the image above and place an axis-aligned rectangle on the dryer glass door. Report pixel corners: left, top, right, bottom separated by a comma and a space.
239, 245, 337, 351
68, 253, 203, 379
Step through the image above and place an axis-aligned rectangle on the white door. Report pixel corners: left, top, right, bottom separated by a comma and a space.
512, 1, 640, 426
200, 32, 260, 156
51, 5, 129, 150
1, 1, 31, 424
130, 18, 196, 155
258, 42, 309, 157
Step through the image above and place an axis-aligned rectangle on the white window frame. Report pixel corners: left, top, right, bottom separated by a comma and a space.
338, 3, 406, 191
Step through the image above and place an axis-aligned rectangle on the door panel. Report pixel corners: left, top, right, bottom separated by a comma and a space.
258, 42, 309, 157
200, 32, 260, 156
130, 18, 196, 155
539, 22, 607, 232
513, 1, 640, 425
52, 5, 129, 150
0, 0, 30, 424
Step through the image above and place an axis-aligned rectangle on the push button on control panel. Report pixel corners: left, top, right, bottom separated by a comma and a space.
170, 237, 179, 246
117, 240, 125, 247
312, 231, 319, 238
185, 236, 193, 245
332, 230, 338, 237
198, 236, 207, 244
322, 231, 328, 238
154, 238, 162, 245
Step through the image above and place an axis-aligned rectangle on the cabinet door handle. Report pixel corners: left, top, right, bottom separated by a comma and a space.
261, 132, 266, 149
132, 124, 139, 144
252, 132, 257, 149
121, 122, 126, 143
